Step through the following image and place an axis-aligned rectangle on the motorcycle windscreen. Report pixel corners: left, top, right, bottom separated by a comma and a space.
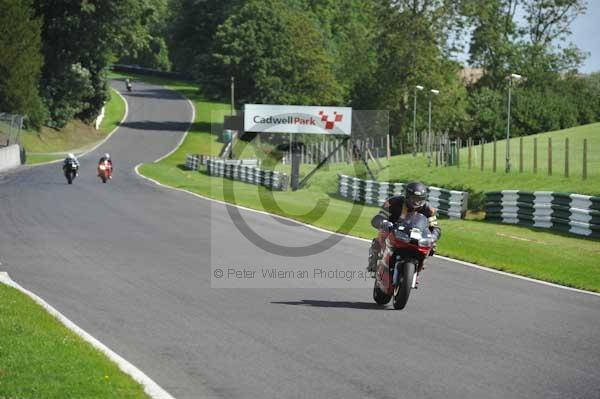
400, 212, 431, 238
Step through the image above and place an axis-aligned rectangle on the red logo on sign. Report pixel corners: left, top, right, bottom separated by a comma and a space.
318, 111, 343, 130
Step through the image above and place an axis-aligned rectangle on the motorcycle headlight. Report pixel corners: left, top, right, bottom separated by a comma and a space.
418, 238, 433, 247
394, 230, 410, 242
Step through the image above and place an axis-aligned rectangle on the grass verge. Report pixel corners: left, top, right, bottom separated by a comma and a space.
128, 72, 600, 292
0, 283, 148, 398
22, 88, 126, 164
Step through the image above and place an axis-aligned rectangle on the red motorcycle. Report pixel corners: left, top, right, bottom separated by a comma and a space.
373, 212, 434, 309
97, 160, 112, 183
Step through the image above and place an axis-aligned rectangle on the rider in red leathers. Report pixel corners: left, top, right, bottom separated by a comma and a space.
98, 153, 113, 179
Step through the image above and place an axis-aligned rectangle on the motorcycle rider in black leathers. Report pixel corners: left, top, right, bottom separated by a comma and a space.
367, 182, 441, 278
62, 153, 80, 176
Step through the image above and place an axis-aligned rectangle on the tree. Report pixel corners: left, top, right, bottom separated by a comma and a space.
0, 0, 46, 128
368, 0, 469, 141
467, 87, 505, 139
300, 0, 381, 104
213, 0, 342, 105
463, 0, 521, 88
462, 0, 592, 138
118, 0, 171, 70
522, 0, 587, 71
167, 0, 241, 80
34, 0, 152, 127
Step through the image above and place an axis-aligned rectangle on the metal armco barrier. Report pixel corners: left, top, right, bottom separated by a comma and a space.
186, 154, 259, 171
207, 159, 289, 191
185, 154, 201, 171
337, 174, 468, 219
485, 191, 600, 238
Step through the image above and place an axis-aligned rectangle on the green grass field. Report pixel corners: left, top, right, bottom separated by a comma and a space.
258, 123, 600, 210
372, 123, 600, 199
129, 72, 600, 292
21, 88, 126, 164
455, 123, 600, 176
0, 283, 148, 398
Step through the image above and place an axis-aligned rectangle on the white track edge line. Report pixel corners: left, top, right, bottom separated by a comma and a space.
24, 88, 129, 168
133, 91, 600, 300
433, 255, 600, 297
0, 272, 175, 399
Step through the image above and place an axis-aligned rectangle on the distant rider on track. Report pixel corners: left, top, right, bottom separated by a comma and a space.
62, 153, 80, 176
98, 153, 113, 180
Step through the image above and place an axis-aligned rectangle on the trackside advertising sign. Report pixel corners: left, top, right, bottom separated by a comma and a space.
244, 104, 352, 135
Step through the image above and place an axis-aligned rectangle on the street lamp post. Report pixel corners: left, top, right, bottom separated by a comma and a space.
413, 85, 424, 157
505, 73, 522, 173
428, 89, 439, 167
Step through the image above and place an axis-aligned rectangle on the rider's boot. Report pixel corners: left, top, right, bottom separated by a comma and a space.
366, 239, 380, 273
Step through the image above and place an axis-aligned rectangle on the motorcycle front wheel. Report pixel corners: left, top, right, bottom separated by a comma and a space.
393, 262, 415, 310
373, 281, 391, 305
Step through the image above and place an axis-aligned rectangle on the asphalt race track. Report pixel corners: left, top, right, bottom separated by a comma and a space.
1, 82, 599, 399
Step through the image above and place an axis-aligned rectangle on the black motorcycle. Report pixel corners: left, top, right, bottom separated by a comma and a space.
63, 160, 78, 184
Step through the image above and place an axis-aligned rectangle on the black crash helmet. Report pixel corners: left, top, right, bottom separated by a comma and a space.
405, 182, 427, 209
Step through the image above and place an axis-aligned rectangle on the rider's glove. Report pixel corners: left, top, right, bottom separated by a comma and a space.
380, 220, 394, 232
429, 241, 437, 256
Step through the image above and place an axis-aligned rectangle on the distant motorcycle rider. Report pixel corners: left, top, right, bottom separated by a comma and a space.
98, 153, 113, 179
62, 153, 80, 176
367, 182, 441, 274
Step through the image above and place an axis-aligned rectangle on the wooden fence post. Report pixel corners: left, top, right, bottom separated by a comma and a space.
564, 137, 569, 177
519, 137, 523, 173
583, 138, 588, 180
493, 138, 497, 172
434, 135, 438, 167
446, 135, 450, 166
468, 138, 472, 169
457, 138, 461, 168
480, 138, 485, 171
347, 140, 352, 164
548, 137, 552, 176
533, 137, 537, 174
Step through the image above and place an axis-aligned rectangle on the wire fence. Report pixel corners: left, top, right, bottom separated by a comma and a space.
281, 136, 389, 165
405, 130, 599, 180
0, 113, 24, 147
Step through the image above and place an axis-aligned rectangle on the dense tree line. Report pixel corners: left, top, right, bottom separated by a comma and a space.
167, 0, 599, 143
0, 0, 45, 128
0, 0, 598, 140
0, 0, 166, 129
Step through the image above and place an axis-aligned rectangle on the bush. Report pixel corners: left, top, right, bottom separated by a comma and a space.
42, 63, 94, 128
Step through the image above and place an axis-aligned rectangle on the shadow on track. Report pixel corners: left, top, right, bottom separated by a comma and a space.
124, 90, 183, 101
271, 300, 387, 310
120, 120, 204, 132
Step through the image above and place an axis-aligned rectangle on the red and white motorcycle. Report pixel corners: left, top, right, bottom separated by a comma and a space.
97, 160, 112, 183
373, 212, 434, 309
